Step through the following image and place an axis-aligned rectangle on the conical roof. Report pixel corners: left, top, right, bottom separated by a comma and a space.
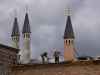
64, 16, 74, 39
11, 17, 20, 37
22, 13, 31, 33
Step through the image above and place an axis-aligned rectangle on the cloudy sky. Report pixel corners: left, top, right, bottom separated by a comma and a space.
0, 0, 100, 59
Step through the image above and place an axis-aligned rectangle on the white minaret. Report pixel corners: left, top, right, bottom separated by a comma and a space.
20, 12, 31, 64
11, 17, 20, 49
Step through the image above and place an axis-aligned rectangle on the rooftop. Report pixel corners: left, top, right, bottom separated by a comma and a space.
0, 43, 19, 53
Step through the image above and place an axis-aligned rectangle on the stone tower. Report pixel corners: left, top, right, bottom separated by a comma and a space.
11, 17, 20, 49
64, 9, 75, 61
21, 12, 31, 64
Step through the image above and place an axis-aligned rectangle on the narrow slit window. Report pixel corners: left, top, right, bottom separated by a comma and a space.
66, 40, 67, 45
69, 40, 70, 44
71, 40, 73, 44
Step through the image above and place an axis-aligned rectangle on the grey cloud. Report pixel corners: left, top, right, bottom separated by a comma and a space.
0, 0, 100, 59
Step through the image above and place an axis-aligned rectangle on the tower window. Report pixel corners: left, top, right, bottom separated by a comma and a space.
69, 40, 70, 45
71, 40, 74, 44
66, 40, 67, 45
24, 34, 25, 38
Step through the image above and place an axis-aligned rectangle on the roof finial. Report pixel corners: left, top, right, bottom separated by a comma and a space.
25, 4, 29, 13
22, 5, 31, 34
64, 7, 72, 16
11, 9, 19, 37
13, 8, 17, 17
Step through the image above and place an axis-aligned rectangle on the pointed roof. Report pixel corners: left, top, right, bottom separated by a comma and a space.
11, 17, 20, 37
22, 13, 31, 33
64, 16, 74, 39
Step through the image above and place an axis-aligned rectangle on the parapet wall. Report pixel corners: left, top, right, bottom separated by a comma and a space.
10, 60, 100, 75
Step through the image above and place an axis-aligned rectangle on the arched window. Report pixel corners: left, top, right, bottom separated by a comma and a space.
66, 40, 67, 45
71, 40, 73, 44
69, 40, 70, 45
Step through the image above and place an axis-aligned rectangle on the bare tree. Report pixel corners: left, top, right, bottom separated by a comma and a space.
53, 50, 61, 64
41, 52, 48, 64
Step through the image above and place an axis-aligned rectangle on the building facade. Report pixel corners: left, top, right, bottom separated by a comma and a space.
0, 44, 19, 75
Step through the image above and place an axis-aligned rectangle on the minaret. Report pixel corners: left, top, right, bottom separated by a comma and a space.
21, 12, 31, 64
11, 17, 20, 49
64, 8, 75, 61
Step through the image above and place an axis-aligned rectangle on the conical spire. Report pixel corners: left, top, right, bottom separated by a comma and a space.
11, 17, 20, 37
64, 15, 74, 39
22, 13, 31, 34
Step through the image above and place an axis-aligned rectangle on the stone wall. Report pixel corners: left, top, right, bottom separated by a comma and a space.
0, 45, 19, 65
0, 44, 19, 75
10, 61, 100, 75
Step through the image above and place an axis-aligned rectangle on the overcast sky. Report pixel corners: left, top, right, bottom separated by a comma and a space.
0, 0, 100, 59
